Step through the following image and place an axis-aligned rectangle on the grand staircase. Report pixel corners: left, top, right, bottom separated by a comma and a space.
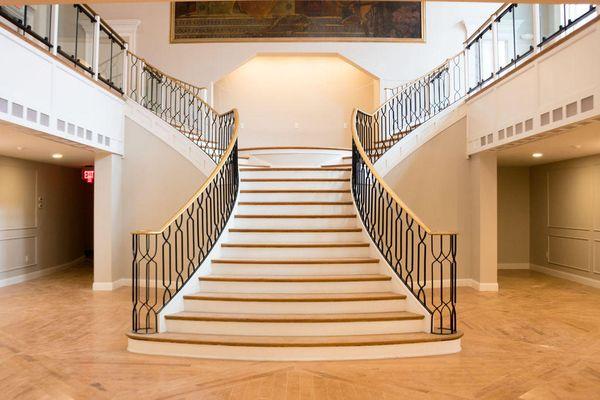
127, 148, 462, 361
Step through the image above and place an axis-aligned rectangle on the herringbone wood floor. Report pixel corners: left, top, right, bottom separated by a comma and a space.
1, 261, 600, 399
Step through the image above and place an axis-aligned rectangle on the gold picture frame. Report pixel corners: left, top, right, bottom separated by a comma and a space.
170, 1, 426, 43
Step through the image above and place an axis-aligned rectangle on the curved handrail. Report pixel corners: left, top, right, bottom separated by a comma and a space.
134, 53, 208, 101
351, 109, 456, 236
131, 108, 239, 333
132, 109, 239, 235
352, 108, 458, 335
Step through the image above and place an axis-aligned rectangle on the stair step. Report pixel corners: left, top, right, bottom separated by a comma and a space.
221, 242, 368, 248
127, 331, 462, 348
228, 228, 361, 233
240, 167, 351, 172
241, 178, 349, 182
199, 274, 390, 283
212, 257, 378, 264
239, 163, 271, 168
240, 189, 350, 193
321, 163, 352, 168
235, 213, 355, 218
238, 201, 352, 206
166, 311, 423, 323
184, 292, 405, 302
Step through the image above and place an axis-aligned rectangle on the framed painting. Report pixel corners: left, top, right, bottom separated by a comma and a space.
170, 1, 425, 43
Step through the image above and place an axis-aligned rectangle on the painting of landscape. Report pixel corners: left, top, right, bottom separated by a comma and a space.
171, 1, 424, 42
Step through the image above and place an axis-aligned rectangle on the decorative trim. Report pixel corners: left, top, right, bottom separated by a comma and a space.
170, 1, 426, 44
531, 263, 600, 289
0, 256, 85, 288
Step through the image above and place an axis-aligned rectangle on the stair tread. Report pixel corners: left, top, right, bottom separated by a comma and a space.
184, 291, 405, 302
199, 274, 391, 282
238, 201, 352, 205
241, 178, 349, 182
235, 214, 356, 218
221, 242, 369, 248
229, 228, 362, 233
166, 311, 423, 322
240, 167, 350, 171
321, 163, 352, 168
211, 257, 378, 264
127, 331, 463, 347
239, 163, 271, 168
240, 189, 350, 193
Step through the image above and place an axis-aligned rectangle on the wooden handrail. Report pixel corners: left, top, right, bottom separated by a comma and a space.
351, 108, 457, 236
131, 109, 239, 235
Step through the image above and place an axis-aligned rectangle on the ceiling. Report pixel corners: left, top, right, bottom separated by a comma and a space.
497, 120, 600, 167
0, 119, 98, 168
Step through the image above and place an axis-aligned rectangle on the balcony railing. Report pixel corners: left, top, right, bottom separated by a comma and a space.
0, 4, 126, 94
380, 3, 597, 161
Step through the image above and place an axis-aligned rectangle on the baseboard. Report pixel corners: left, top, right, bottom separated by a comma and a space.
92, 278, 130, 291
92, 278, 177, 291
498, 262, 530, 270
428, 278, 498, 292
530, 264, 600, 289
0, 256, 86, 288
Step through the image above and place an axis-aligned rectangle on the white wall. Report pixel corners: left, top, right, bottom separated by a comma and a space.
214, 54, 378, 149
382, 117, 498, 290
93, 117, 208, 288
467, 18, 600, 154
92, 1, 498, 98
0, 23, 125, 155
0, 156, 93, 286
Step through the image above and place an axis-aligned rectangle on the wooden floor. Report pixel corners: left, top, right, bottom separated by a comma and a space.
1, 262, 600, 399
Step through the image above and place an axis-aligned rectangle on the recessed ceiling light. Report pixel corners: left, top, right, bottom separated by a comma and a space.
52, 153, 63, 159
532, 152, 543, 158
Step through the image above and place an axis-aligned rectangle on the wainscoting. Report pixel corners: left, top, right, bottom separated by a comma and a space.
0, 156, 92, 286
530, 155, 600, 285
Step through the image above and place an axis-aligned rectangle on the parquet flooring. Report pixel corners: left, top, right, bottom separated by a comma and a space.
1, 261, 600, 399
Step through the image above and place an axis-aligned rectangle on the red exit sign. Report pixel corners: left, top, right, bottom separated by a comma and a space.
81, 168, 94, 184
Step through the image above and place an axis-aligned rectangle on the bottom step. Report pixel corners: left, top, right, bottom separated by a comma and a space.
127, 331, 462, 361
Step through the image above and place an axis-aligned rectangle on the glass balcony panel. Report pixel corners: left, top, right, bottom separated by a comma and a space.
496, 8, 515, 72
479, 28, 494, 82
539, 4, 562, 43
75, 9, 94, 72
111, 40, 124, 90
513, 4, 534, 59
467, 40, 481, 90
97, 27, 112, 83
57, 5, 94, 73
0, 5, 52, 46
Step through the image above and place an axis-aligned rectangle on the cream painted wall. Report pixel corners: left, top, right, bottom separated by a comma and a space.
382, 118, 498, 287
94, 117, 208, 284
530, 154, 600, 283
0, 156, 92, 283
497, 167, 530, 265
214, 55, 378, 149
92, 2, 498, 95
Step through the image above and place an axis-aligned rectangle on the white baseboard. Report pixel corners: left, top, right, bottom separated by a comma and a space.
0, 256, 86, 288
429, 278, 498, 292
92, 278, 130, 291
530, 264, 600, 289
498, 262, 530, 270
